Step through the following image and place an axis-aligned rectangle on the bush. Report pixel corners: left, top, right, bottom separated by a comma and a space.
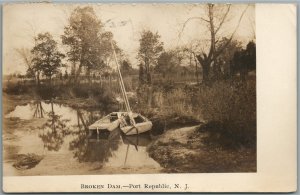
3, 82, 32, 95
194, 80, 256, 149
197, 120, 256, 150
194, 80, 256, 123
71, 84, 89, 98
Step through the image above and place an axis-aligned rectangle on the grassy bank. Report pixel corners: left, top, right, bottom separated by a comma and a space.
136, 79, 256, 147
3, 76, 256, 173
143, 79, 256, 172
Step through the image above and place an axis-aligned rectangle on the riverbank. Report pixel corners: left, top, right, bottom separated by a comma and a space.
3, 92, 256, 174
147, 125, 256, 173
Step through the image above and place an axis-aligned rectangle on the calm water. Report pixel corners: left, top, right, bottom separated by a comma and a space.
3, 101, 162, 175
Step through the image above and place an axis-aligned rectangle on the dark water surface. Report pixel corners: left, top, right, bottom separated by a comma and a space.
3, 101, 162, 176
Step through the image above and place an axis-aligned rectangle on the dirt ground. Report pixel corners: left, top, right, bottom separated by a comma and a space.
147, 126, 256, 173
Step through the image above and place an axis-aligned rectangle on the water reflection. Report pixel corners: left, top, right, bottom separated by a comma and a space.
39, 100, 71, 151
69, 129, 121, 163
5, 100, 162, 174
33, 100, 45, 118
121, 133, 153, 166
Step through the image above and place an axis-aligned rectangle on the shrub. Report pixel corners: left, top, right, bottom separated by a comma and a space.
194, 80, 256, 124
3, 82, 31, 95
197, 120, 256, 150
194, 80, 256, 149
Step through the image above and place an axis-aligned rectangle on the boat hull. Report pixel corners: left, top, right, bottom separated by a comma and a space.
120, 121, 152, 135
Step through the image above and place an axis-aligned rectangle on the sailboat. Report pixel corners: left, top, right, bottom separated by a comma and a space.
88, 41, 152, 135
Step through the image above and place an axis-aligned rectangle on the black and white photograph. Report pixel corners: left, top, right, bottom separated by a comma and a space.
2, 3, 256, 177
3, 3, 296, 193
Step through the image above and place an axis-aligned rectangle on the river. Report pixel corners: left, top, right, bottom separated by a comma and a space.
3, 100, 163, 176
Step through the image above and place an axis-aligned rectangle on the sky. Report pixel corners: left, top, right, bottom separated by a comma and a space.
3, 3, 255, 75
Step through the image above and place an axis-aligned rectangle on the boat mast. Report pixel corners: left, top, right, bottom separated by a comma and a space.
111, 41, 131, 113
111, 41, 137, 132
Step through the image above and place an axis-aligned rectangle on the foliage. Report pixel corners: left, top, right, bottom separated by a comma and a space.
31, 32, 65, 81
195, 80, 256, 122
62, 6, 103, 80
62, 6, 121, 81
214, 38, 243, 79
231, 41, 256, 80
197, 120, 256, 150
138, 30, 164, 84
3, 82, 32, 95
156, 51, 177, 78
120, 60, 136, 76
136, 78, 256, 149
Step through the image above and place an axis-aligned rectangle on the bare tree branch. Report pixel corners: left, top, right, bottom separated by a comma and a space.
178, 16, 209, 44
15, 47, 33, 69
214, 5, 249, 60
215, 5, 231, 34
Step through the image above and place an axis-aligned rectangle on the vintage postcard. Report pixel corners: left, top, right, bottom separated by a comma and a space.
2, 3, 296, 193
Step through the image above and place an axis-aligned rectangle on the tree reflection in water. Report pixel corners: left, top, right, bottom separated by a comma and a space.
38, 100, 70, 151
33, 100, 45, 118
69, 128, 121, 163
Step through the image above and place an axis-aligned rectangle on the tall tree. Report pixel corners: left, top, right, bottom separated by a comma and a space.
181, 4, 249, 84
62, 6, 103, 83
99, 31, 122, 67
31, 32, 65, 85
138, 30, 164, 85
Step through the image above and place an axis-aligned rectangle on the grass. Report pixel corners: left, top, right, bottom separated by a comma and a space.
4, 76, 256, 151
3, 75, 256, 173
137, 78, 256, 150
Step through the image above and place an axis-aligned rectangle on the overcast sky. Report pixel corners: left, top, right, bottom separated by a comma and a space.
3, 3, 255, 75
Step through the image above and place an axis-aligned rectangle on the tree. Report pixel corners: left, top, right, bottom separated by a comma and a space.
120, 60, 134, 76
64, 70, 69, 80
39, 101, 70, 151
231, 40, 256, 80
214, 37, 243, 80
31, 32, 65, 85
139, 63, 145, 84
181, 4, 249, 85
156, 51, 177, 79
62, 6, 103, 83
15, 48, 35, 79
99, 31, 122, 67
138, 30, 164, 85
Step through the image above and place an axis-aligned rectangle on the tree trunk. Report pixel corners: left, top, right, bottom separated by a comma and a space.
147, 86, 153, 108
193, 53, 199, 84
212, 60, 222, 81
37, 71, 40, 87
87, 68, 91, 86
202, 62, 210, 85
196, 54, 211, 85
145, 57, 152, 85
49, 75, 52, 86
